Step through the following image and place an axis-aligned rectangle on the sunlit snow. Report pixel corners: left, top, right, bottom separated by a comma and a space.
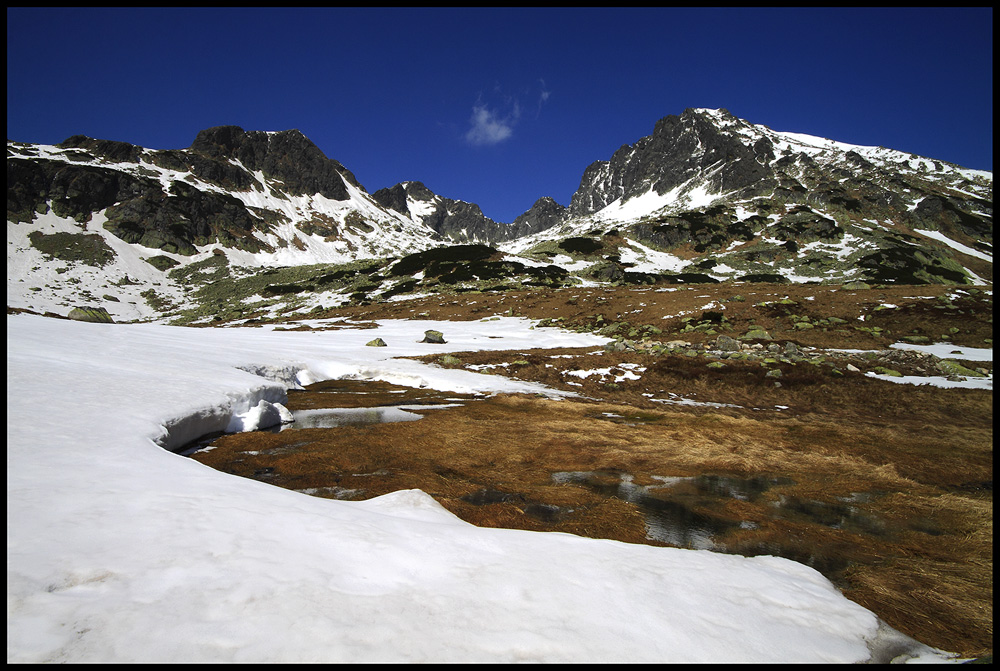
6, 314, 962, 663
913, 229, 992, 262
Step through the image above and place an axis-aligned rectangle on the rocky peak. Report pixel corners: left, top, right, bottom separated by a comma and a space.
511, 196, 567, 235
189, 125, 363, 200
569, 107, 777, 217
57, 135, 143, 163
371, 181, 440, 218
370, 182, 565, 244
370, 183, 413, 217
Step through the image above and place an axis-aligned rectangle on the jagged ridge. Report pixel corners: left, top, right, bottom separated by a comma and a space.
6, 108, 993, 323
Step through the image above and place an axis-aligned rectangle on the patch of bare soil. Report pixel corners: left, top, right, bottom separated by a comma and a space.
194, 283, 992, 658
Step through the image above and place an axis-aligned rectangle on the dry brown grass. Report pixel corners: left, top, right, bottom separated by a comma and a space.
193, 382, 992, 656
194, 283, 992, 658
313, 282, 992, 351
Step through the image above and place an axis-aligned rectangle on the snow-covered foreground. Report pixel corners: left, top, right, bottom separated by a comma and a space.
6, 314, 960, 663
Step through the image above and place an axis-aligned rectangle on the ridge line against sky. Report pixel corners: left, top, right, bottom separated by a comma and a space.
6, 7, 992, 223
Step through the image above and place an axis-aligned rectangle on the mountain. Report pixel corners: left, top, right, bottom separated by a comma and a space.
503, 108, 992, 286
370, 182, 563, 243
6, 109, 993, 323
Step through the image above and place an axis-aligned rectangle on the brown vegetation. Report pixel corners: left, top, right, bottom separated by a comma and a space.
193, 283, 992, 658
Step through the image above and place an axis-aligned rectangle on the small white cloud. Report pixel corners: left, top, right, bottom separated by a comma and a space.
465, 99, 521, 146
538, 79, 552, 111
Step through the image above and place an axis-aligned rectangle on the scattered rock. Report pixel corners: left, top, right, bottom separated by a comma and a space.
420, 329, 446, 344
715, 334, 741, 351
938, 360, 988, 378
740, 328, 772, 340
437, 354, 463, 367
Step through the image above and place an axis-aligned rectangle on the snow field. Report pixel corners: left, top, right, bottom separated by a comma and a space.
6, 314, 961, 663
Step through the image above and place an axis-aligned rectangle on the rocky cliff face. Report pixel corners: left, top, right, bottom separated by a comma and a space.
371, 181, 563, 243
188, 126, 364, 199
569, 108, 777, 216
518, 107, 992, 287
7, 126, 441, 259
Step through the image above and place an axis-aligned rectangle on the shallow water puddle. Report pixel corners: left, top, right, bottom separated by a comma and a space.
551, 471, 797, 549
548, 470, 891, 573
266, 406, 426, 431
284, 378, 485, 410
275, 378, 482, 430
180, 378, 482, 453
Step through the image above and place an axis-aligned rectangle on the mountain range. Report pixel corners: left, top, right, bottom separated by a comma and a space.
6, 108, 992, 323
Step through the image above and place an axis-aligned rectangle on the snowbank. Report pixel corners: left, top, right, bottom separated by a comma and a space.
6, 314, 958, 663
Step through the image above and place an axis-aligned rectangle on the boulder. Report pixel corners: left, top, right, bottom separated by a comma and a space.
366, 338, 388, 347
740, 328, 772, 340
67, 306, 115, 323
715, 335, 741, 352
937, 360, 988, 378
420, 330, 446, 344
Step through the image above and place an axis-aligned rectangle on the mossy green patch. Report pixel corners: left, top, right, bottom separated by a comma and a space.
27, 231, 116, 267
145, 255, 180, 271
938, 360, 988, 378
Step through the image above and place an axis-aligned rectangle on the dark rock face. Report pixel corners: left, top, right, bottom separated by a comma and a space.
372, 181, 564, 244
910, 195, 993, 244
7, 158, 161, 223
103, 181, 270, 255
189, 126, 363, 200
511, 197, 568, 236
421, 198, 497, 241
58, 135, 143, 163
631, 204, 763, 254
372, 181, 492, 241
388, 243, 569, 288
370, 183, 413, 218
569, 108, 778, 216
8, 126, 369, 256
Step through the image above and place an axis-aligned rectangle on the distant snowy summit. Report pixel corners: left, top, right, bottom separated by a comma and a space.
6, 108, 993, 321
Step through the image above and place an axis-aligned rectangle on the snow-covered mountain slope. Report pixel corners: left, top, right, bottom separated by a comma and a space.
502, 108, 991, 287
371, 181, 565, 243
7, 129, 449, 321
564, 108, 992, 223
7, 109, 993, 323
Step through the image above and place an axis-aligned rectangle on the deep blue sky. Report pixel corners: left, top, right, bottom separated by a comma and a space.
7, 7, 993, 223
